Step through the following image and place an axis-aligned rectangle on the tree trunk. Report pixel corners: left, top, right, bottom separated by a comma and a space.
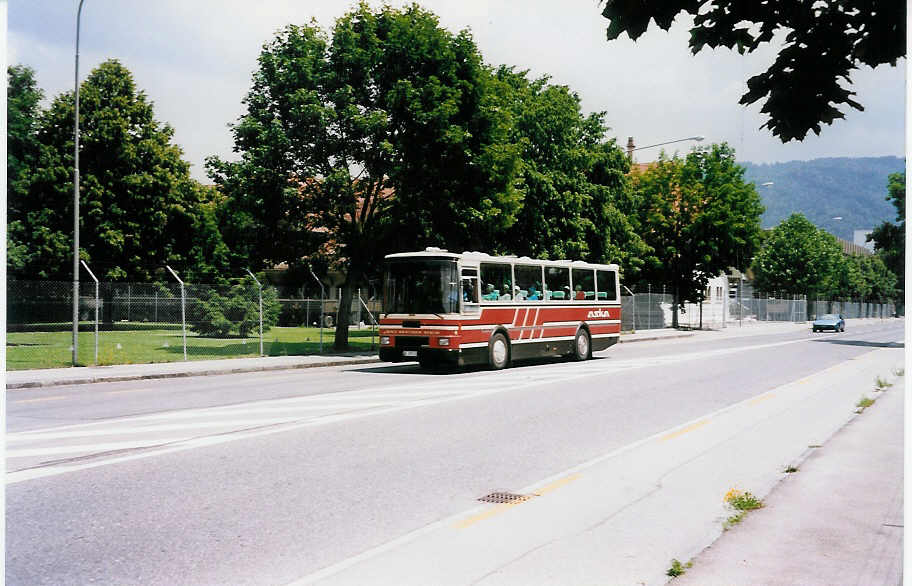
334, 281, 353, 351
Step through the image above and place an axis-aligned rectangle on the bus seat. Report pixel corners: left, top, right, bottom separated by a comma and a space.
550, 291, 565, 300
597, 291, 607, 300
585, 291, 595, 299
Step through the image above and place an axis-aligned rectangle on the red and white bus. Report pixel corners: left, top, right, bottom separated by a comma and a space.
379, 248, 621, 369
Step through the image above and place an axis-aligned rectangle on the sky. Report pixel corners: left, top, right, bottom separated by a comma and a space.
8, 0, 907, 182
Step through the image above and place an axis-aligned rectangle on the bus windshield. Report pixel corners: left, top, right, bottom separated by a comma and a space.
383, 259, 459, 315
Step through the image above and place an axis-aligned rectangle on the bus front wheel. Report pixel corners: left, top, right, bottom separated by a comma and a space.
488, 333, 510, 370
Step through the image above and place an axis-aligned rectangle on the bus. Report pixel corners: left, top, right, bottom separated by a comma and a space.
379, 248, 621, 369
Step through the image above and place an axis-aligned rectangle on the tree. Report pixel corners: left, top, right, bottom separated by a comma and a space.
492, 67, 647, 275
632, 143, 764, 326
868, 172, 904, 308
600, 1, 905, 142
7, 65, 50, 274
752, 213, 843, 299
855, 254, 897, 302
208, 3, 523, 350
8, 60, 228, 283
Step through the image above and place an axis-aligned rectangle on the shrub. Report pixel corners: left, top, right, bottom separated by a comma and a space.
191, 276, 281, 337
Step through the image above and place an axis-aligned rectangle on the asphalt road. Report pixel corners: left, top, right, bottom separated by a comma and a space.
6, 320, 904, 585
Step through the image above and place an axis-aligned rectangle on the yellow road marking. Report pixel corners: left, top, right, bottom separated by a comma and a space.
750, 394, 775, 405
455, 474, 582, 529
105, 387, 160, 395
660, 419, 709, 442
532, 473, 581, 496
11, 395, 69, 404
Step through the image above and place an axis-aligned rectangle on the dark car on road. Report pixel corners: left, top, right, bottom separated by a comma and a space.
812, 314, 845, 333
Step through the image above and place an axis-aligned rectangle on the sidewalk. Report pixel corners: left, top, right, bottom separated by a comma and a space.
4, 319, 894, 389
674, 370, 904, 586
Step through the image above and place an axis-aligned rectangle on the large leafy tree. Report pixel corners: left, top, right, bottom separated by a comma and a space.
868, 172, 905, 308
752, 213, 843, 299
208, 3, 522, 350
493, 67, 648, 275
600, 1, 905, 142
632, 143, 763, 326
8, 60, 228, 283
7, 64, 54, 274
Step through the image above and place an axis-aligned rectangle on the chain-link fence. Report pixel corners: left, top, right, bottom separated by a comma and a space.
7, 277, 896, 370
621, 285, 895, 332
7, 276, 381, 370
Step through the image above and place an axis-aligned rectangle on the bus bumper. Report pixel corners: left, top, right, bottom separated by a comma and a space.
379, 346, 486, 367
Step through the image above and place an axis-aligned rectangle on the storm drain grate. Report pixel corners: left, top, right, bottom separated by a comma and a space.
478, 492, 532, 504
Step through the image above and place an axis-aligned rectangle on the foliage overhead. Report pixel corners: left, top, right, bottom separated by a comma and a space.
7, 60, 229, 282
631, 143, 764, 324
208, 3, 524, 349
600, 0, 906, 142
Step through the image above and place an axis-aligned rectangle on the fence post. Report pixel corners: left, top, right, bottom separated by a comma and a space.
358, 291, 378, 349
246, 269, 264, 356
166, 266, 187, 361
647, 284, 652, 330
80, 260, 99, 365
308, 266, 325, 353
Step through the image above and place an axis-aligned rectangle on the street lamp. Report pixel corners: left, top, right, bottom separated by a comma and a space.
72, 0, 86, 366
627, 135, 704, 159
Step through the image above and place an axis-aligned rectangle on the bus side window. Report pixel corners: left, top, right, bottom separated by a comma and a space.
596, 270, 618, 301
515, 264, 543, 301
544, 266, 569, 300
480, 263, 512, 302
572, 268, 595, 301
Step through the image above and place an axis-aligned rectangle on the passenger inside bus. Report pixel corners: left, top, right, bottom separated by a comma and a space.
527, 285, 539, 300
500, 283, 512, 301
482, 284, 499, 301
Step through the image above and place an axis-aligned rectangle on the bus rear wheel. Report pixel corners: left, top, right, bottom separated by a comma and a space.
488, 333, 510, 370
572, 329, 591, 361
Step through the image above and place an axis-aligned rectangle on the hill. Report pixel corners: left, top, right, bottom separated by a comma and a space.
739, 156, 905, 241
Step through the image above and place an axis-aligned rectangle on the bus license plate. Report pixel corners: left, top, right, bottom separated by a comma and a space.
403, 350, 418, 357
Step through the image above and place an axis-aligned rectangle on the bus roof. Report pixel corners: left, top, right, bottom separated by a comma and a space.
384, 248, 619, 271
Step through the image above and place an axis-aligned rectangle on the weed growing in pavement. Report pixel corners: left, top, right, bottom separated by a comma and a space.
666, 558, 692, 577
892, 367, 905, 377
723, 511, 746, 530
875, 375, 893, 391
783, 465, 799, 474
856, 396, 876, 412
722, 488, 763, 530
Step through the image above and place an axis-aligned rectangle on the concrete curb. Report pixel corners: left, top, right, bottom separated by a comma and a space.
618, 332, 696, 343
6, 357, 382, 390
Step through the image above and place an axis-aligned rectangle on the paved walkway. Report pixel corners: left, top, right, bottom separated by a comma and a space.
7, 320, 895, 390
674, 368, 904, 586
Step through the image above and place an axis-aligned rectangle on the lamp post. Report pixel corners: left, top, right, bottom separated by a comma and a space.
627, 135, 704, 159
72, 0, 86, 366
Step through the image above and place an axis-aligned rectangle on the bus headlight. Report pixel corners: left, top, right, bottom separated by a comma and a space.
380, 336, 391, 345
438, 337, 450, 346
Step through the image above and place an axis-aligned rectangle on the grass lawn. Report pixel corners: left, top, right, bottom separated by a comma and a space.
6, 325, 380, 370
